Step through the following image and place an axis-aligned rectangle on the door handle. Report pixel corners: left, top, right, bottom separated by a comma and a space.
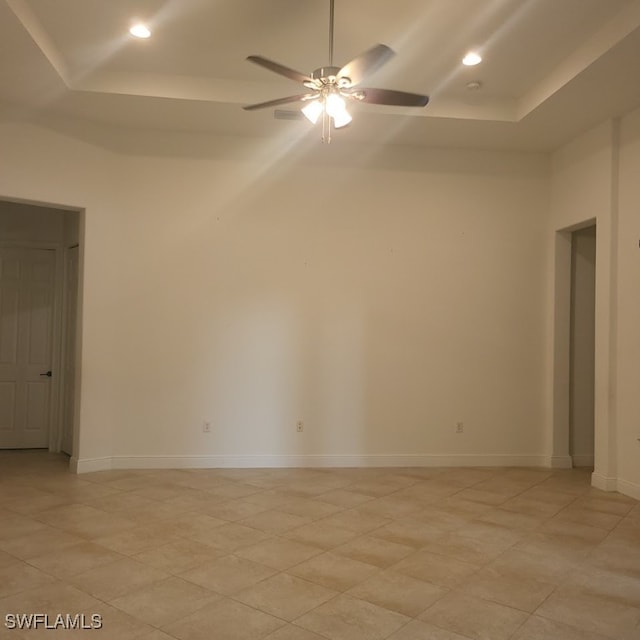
40, 370, 52, 377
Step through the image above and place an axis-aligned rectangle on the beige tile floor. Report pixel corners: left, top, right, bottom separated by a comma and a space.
0, 451, 639, 640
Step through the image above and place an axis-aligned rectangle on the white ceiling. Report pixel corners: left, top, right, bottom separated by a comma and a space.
2, 0, 640, 151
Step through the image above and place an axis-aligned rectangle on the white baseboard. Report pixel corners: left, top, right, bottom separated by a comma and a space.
71, 456, 113, 474
549, 455, 573, 469
591, 471, 619, 492
591, 472, 640, 501
72, 453, 551, 473
616, 478, 640, 501
571, 454, 595, 468
66, 453, 640, 501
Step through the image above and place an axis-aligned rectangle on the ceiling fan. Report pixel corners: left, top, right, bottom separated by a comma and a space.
243, 0, 429, 141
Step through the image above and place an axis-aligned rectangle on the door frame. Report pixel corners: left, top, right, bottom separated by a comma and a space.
552, 212, 619, 492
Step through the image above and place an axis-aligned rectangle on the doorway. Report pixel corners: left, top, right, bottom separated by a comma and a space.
0, 200, 80, 455
569, 225, 596, 468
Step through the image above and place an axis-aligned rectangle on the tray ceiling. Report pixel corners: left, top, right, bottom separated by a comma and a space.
1, 0, 640, 150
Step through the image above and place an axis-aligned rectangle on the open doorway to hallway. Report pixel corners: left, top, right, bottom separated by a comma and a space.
0, 199, 80, 457
569, 224, 596, 468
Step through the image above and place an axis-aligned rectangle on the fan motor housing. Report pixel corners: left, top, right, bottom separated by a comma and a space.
311, 66, 342, 84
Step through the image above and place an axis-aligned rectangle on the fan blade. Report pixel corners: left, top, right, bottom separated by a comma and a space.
355, 88, 429, 107
247, 55, 313, 84
243, 94, 318, 111
338, 44, 395, 86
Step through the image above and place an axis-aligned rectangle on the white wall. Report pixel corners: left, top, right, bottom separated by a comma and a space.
0, 121, 118, 465
549, 111, 640, 500
617, 107, 640, 497
1, 119, 551, 471
548, 121, 618, 484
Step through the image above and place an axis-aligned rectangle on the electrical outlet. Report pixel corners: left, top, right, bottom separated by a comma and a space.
296, 420, 304, 432
456, 422, 464, 434
203, 421, 211, 433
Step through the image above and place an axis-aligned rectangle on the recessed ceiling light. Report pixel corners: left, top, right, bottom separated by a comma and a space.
129, 23, 151, 39
462, 52, 482, 66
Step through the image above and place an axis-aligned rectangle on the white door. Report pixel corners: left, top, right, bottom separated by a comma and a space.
60, 246, 78, 455
0, 248, 56, 448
